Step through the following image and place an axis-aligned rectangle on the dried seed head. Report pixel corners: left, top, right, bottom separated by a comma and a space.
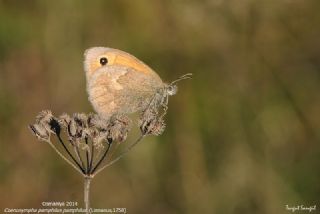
92, 131, 108, 149
73, 113, 88, 127
29, 123, 50, 141
86, 113, 96, 127
139, 115, 166, 136
84, 114, 111, 147
68, 118, 80, 138
36, 110, 53, 124
59, 113, 71, 128
149, 118, 166, 136
108, 114, 131, 143
35, 110, 54, 131
65, 113, 92, 141
34, 110, 61, 135
139, 107, 166, 136
90, 114, 110, 130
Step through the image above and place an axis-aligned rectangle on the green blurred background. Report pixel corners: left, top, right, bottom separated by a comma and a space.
0, 0, 320, 213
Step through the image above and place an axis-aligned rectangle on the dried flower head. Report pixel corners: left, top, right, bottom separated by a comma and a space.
149, 117, 166, 136
29, 123, 50, 141
32, 110, 61, 137
59, 113, 72, 128
89, 114, 109, 130
36, 110, 54, 124
139, 107, 166, 136
108, 114, 131, 143
59, 113, 91, 141
91, 131, 108, 149
86, 114, 111, 148
35, 110, 54, 132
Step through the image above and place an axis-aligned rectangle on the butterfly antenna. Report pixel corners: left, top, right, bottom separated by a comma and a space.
170, 73, 193, 85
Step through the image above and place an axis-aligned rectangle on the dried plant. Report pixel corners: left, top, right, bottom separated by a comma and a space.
29, 73, 192, 213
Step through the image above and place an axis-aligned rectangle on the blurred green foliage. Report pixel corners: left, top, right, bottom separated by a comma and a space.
0, 0, 320, 213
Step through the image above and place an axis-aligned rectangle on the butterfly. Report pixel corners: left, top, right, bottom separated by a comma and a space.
84, 47, 192, 119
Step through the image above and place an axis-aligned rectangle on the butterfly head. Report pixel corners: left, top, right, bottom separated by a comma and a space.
165, 73, 193, 96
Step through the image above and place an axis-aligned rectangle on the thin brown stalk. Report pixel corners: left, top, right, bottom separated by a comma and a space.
84, 176, 91, 214
85, 137, 90, 174
105, 141, 121, 165
89, 138, 94, 173
72, 142, 85, 171
56, 135, 85, 174
91, 142, 111, 174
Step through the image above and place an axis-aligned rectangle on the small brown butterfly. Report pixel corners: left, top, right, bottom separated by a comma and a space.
84, 47, 191, 119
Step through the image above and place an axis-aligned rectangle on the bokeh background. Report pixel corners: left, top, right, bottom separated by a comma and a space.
0, 0, 320, 213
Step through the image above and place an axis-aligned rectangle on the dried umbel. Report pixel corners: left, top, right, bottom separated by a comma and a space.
30, 109, 171, 178
29, 73, 192, 214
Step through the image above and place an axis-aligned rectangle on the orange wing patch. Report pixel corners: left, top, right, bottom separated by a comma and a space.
113, 53, 153, 76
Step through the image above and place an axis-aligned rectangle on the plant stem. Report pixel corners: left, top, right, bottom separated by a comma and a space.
91, 142, 111, 174
84, 176, 91, 214
85, 137, 90, 174
89, 138, 94, 173
73, 144, 85, 171
56, 135, 85, 173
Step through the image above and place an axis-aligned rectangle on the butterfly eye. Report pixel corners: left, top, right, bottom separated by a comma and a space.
167, 85, 177, 96
99, 57, 108, 66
